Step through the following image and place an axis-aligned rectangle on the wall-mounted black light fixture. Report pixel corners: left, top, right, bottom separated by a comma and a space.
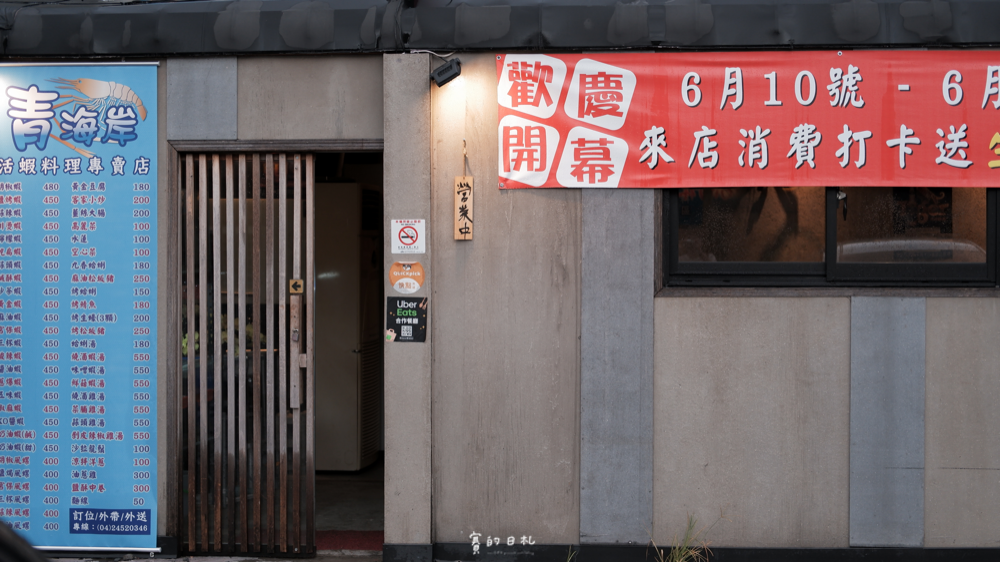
431, 58, 462, 87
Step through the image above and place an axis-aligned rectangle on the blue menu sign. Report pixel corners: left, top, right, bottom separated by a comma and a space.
0, 64, 158, 551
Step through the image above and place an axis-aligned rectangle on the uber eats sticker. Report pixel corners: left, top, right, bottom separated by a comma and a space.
386, 297, 427, 343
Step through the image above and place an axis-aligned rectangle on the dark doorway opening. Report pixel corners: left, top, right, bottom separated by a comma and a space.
312, 152, 385, 552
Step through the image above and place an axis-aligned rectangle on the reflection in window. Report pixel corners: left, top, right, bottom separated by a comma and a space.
677, 186, 825, 262
836, 187, 986, 263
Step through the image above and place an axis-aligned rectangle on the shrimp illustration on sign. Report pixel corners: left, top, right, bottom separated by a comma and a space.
46, 77, 148, 157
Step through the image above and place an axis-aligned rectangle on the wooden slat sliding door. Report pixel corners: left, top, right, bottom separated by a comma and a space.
177, 153, 315, 555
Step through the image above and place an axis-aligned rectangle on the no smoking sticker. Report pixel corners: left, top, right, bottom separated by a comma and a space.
391, 219, 426, 254
400, 225, 418, 245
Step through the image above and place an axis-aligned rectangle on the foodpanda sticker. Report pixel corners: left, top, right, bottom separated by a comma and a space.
389, 261, 424, 294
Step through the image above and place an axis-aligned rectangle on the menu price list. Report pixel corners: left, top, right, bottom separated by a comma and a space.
0, 175, 157, 548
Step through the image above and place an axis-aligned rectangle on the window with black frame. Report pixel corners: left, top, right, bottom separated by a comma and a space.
665, 187, 997, 286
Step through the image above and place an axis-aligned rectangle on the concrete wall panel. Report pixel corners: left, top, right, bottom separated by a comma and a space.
580, 190, 654, 544
166, 57, 237, 140
654, 297, 850, 548
430, 54, 581, 544
238, 56, 383, 140
383, 54, 432, 545
926, 298, 1000, 547
849, 297, 925, 547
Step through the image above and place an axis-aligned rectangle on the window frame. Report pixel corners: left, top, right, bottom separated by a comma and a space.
663, 186, 998, 287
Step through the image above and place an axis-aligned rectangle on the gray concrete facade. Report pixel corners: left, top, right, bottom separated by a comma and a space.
849, 297, 925, 547
383, 53, 432, 545
429, 54, 582, 544
149, 51, 1000, 553
925, 298, 1000, 547
166, 57, 238, 141
238, 56, 384, 140
166, 55, 383, 142
579, 190, 655, 544
654, 297, 850, 548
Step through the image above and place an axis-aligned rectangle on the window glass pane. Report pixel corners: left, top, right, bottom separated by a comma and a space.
676, 186, 826, 262
836, 187, 986, 263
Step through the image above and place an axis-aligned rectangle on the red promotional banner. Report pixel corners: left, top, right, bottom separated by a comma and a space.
496, 51, 1000, 189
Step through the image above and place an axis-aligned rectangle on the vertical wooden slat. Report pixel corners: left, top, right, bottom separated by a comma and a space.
291, 154, 302, 551
225, 155, 236, 551
173, 151, 183, 544
251, 154, 262, 550
212, 155, 223, 551
305, 154, 316, 553
185, 155, 196, 552
278, 155, 288, 552
238, 155, 248, 551
265, 154, 276, 551
292, 156, 302, 302
180, 151, 317, 554
198, 154, 209, 550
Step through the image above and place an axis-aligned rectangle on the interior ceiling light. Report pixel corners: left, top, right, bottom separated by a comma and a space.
431, 58, 462, 87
